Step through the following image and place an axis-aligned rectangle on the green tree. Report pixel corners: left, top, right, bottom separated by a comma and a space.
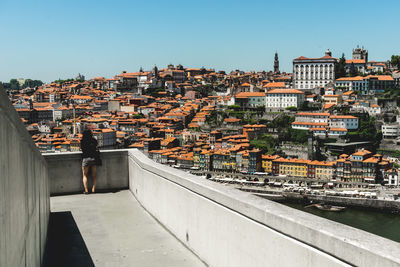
22, 79, 43, 89
285, 106, 297, 112
391, 55, 400, 69
9, 79, 20, 90
250, 134, 278, 154
349, 63, 358, 77
335, 53, 346, 78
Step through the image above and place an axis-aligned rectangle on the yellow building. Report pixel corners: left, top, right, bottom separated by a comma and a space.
277, 158, 309, 177
314, 161, 335, 180
262, 155, 280, 173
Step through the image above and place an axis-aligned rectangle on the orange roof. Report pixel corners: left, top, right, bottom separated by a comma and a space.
292, 122, 328, 126
309, 128, 326, 131
224, 118, 241, 123
324, 103, 335, 109
345, 59, 366, 64
329, 128, 347, 132
235, 92, 265, 98
267, 89, 304, 94
296, 112, 330, 116
363, 157, 379, 163
336, 76, 364, 81
330, 115, 357, 119
342, 91, 354, 96
263, 82, 285, 88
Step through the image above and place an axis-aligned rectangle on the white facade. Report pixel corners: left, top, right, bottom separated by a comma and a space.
293, 50, 337, 90
265, 89, 304, 110
294, 112, 330, 124
382, 123, 400, 139
329, 115, 359, 130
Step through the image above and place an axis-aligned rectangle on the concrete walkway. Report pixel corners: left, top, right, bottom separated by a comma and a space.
50, 190, 206, 267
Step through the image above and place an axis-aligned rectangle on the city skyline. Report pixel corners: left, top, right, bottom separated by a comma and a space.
1, 0, 400, 82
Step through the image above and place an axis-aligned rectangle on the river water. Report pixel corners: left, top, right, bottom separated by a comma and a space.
280, 201, 400, 243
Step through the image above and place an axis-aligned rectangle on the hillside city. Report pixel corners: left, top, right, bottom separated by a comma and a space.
3, 47, 400, 188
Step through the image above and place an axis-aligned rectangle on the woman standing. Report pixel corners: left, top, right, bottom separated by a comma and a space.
80, 129, 100, 194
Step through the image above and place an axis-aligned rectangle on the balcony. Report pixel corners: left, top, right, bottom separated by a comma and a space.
42, 149, 400, 267
2, 88, 400, 267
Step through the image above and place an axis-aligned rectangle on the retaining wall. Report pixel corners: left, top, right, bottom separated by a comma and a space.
44, 150, 129, 195
0, 89, 50, 267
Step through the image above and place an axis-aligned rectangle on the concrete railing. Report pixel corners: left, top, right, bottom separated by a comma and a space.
44, 150, 129, 195
0, 88, 49, 267
128, 149, 400, 267
43, 148, 400, 266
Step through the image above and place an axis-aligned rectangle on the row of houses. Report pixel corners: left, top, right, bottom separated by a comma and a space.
291, 112, 359, 136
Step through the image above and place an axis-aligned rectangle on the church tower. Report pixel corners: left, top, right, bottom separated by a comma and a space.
274, 52, 279, 73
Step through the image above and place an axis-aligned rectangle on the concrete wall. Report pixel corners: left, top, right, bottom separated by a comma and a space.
128, 149, 400, 267
0, 89, 50, 267
44, 150, 129, 195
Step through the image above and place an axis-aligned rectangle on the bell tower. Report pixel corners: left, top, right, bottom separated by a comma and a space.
274, 52, 279, 73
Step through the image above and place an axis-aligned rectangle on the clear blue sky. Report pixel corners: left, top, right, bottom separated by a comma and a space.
1, 0, 399, 82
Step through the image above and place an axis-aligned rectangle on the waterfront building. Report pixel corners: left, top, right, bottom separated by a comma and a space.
335, 150, 392, 183
384, 168, 399, 186
275, 158, 309, 177
313, 161, 335, 180
293, 49, 337, 90
248, 149, 262, 174
261, 155, 280, 173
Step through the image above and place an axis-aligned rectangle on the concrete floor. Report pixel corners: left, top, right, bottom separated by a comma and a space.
50, 190, 206, 267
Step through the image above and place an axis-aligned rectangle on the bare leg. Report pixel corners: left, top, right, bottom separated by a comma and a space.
82, 166, 90, 194
91, 166, 97, 193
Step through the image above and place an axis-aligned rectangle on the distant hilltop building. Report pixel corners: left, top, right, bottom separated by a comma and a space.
75, 73, 85, 81
17, 78, 25, 86
293, 49, 336, 90
352, 45, 368, 62
274, 52, 279, 73
345, 46, 369, 74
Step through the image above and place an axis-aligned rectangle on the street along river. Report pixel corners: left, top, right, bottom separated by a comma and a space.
280, 200, 400, 243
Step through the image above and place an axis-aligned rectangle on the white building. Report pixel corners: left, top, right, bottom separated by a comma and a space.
235, 92, 266, 108
382, 123, 400, 139
345, 59, 366, 74
294, 112, 330, 123
329, 115, 359, 130
265, 89, 304, 111
384, 168, 398, 186
293, 50, 337, 90
292, 113, 358, 137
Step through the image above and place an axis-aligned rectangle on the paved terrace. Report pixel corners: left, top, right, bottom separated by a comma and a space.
46, 190, 205, 267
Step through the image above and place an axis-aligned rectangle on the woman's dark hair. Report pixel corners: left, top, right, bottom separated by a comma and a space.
82, 129, 93, 143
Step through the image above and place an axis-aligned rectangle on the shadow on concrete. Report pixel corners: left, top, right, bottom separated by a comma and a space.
43, 211, 95, 267
50, 188, 125, 197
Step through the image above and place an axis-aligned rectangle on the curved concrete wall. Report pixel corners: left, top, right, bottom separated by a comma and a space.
44, 150, 129, 195
0, 89, 49, 267
128, 149, 400, 267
